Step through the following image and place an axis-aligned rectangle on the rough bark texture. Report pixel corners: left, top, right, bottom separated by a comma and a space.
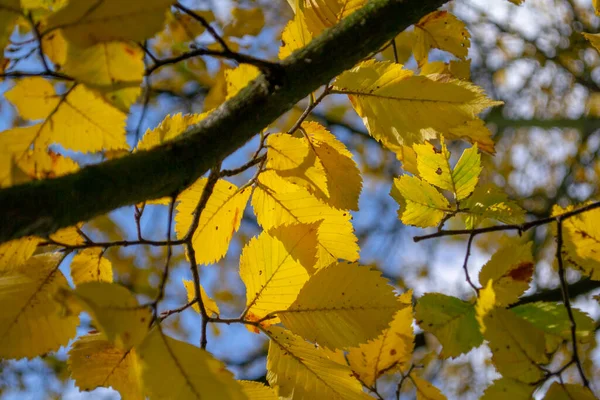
0, 0, 446, 243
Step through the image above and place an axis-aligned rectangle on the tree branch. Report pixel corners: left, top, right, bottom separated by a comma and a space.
0, 0, 447, 244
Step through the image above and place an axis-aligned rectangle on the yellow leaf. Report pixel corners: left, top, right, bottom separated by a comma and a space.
68, 333, 144, 400
41, 28, 67, 67
583, 32, 600, 53
481, 378, 535, 400
447, 119, 495, 154
265, 326, 371, 400
333, 60, 501, 146
15, 149, 79, 183
303, 122, 362, 210
462, 184, 525, 228
411, 375, 447, 400
277, 262, 398, 349
482, 307, 549, 383
47, 0, 174, 46
49, 224, 85, 246
239, 381, 278, 400
0, 253, 78, 359
183, 279, 220, 317
175, 178, 251, 265
0, 236, 40, 273
63, 41, 144, 111
269, 221, 320, 273
413, 11, 470, 67
69, 282, 151, 349
137, 113, 207, 151
420, 60, 471, 81
5, 82, 128, 153
390, 175, 451, 228
347, 291, 414, 386
478, 239, 533, 307
71, 248, 113, 285
225, 64, 260, 100
297, 0, 366, 36
544, 382, 597, 400
266, 132, 329, 201
223, 7, 264, 37
415, 137, 480, 201
252, 171, 359, 269
240, 231, 309, 327
475, 280, 495, 332
553, 203, 600, 280
381, 31, 414, 64
0, 126, 38, 188
279, 13, 312, 59
415, 293, 483, 358
5, 77, 58, 120
138, 327, 246, 400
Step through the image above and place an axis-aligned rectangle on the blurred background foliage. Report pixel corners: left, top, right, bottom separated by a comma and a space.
1, 0, 600, 398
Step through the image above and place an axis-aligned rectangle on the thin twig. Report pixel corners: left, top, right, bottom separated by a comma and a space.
462, 232, 479, 293
174, 2, 230, 52
220, 154, 266, 177
145, 47, 279, 76
151, 195, 177, 321
555, 217, 589, 387
413, 200, 600, 242
287, 85, 333, 135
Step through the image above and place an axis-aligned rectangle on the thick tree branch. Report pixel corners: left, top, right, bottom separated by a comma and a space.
0, 0, 446, 244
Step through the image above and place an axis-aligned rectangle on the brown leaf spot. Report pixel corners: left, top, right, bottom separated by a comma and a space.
508, 261, 534, 282
390, 349, 397, 356
435, 167, 443, 175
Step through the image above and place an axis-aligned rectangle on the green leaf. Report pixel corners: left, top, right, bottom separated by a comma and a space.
415, 293, 483, 358
391, 175, 451, 228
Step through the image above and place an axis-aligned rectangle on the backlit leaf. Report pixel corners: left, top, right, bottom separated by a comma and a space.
333, 60, 501, 147
252, 171, 358, 269
0, 236, 40, 273
478, 239, 533, 306
553, 204, 600, 280
0, 253, 78, 359
138, 327, 246, 400
478, 301, 549, 383
413, 11, 470, 67
279, 13, 312, 59
512, 302, 595, 347
239, 381, 278, 400
415, 293, 483, 358
136, 113, 207, 151
47, 0, 175, 46
390, 175, 451, 228
265, 326, 370, 400
5, 77, 57, 120
412, 374, 447, 400
414, 137, 481, 201
462, 184, 525, 229
175, 178, 251, 265
68, 333, 143, 400
71, 248, 113, 285
69, 282, 151, 349
347, 291, 414, 386
63, 41, 144, 111
183, 279, 220, 317
226, 64, 260, 100
239, 231, 309, 326
303, 121, 362, 210
277, 262, 398, 349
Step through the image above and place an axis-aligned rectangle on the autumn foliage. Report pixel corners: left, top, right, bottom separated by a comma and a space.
1, 0, 600, 399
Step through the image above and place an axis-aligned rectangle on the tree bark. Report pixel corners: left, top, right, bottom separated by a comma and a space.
0, 0, 447, 243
